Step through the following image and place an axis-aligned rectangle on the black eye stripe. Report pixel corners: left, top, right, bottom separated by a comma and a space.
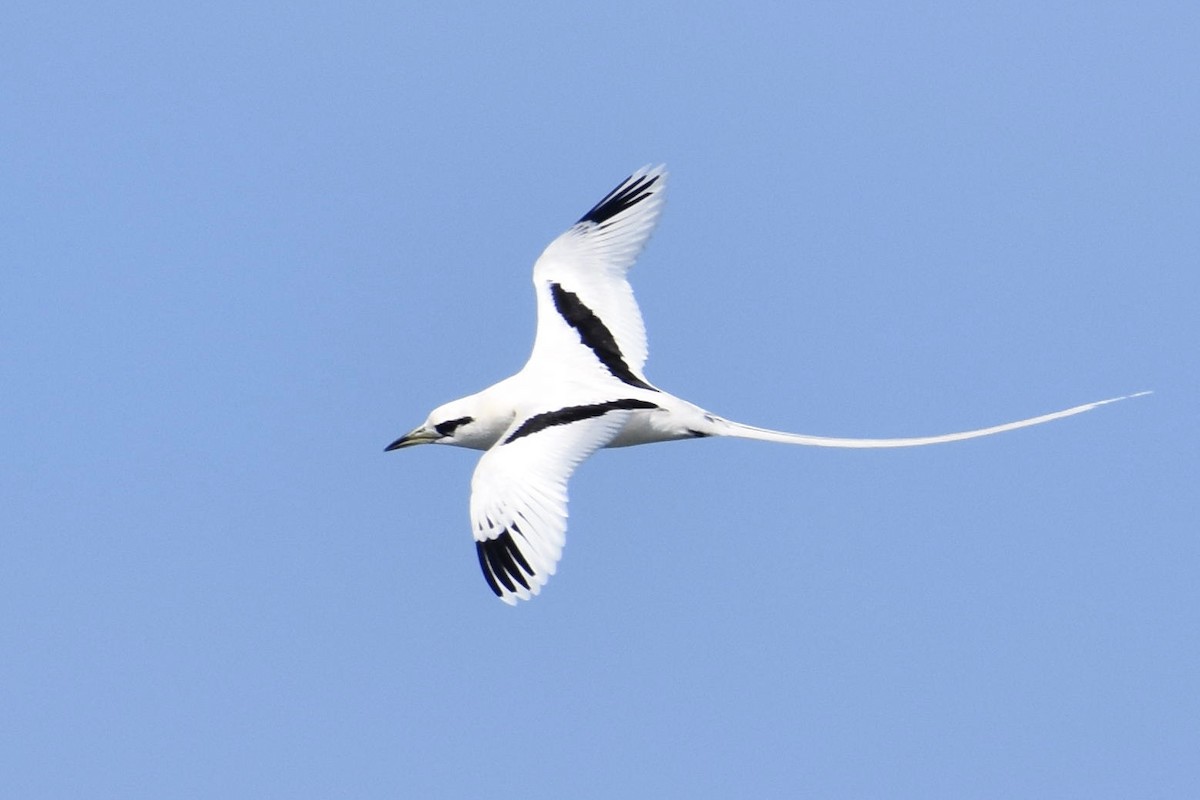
435, 416, 474, 436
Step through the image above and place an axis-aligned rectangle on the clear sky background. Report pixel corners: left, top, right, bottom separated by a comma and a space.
3, 2, 1197, 797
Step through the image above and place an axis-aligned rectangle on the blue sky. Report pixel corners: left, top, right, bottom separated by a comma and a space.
3, 2, 1197, 797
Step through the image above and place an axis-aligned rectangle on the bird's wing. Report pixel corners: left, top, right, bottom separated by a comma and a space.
469, 399, 656, 604
525, 166, 667, 390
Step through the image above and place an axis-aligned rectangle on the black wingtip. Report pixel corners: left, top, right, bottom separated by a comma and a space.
476, 540, 504, 597
577, 170, 661, 225
476, 530, 535, 598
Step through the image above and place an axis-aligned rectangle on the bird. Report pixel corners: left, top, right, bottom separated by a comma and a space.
385, 165, 1147, 605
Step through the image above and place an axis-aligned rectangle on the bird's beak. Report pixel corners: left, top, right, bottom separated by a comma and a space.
384, 425, 439, 452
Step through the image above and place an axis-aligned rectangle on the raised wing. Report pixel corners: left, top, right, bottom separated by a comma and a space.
525, 166, 667, 390
469, 399, 656, 604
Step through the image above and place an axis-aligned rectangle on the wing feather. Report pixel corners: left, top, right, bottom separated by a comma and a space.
526, 166, 667, 383
469, 409, 633, 604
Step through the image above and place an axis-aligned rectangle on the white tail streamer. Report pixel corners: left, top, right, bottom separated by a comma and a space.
715, 391, 1152, 449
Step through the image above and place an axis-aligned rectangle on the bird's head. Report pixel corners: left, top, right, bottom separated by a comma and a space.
385, 395, 504, 452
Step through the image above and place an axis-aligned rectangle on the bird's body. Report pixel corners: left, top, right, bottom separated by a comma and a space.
387, 166, 1146, 604
419, 379, 710, 452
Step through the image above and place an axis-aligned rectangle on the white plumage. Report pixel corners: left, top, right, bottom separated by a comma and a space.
386, 166, 1147, 604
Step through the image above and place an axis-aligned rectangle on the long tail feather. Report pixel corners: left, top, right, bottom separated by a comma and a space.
713, 391, 1151, 449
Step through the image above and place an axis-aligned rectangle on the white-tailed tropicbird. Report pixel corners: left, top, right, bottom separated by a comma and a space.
386, 166, 1147, 604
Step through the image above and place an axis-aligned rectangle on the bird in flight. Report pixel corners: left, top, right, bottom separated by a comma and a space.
386, 166, 1146, 604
